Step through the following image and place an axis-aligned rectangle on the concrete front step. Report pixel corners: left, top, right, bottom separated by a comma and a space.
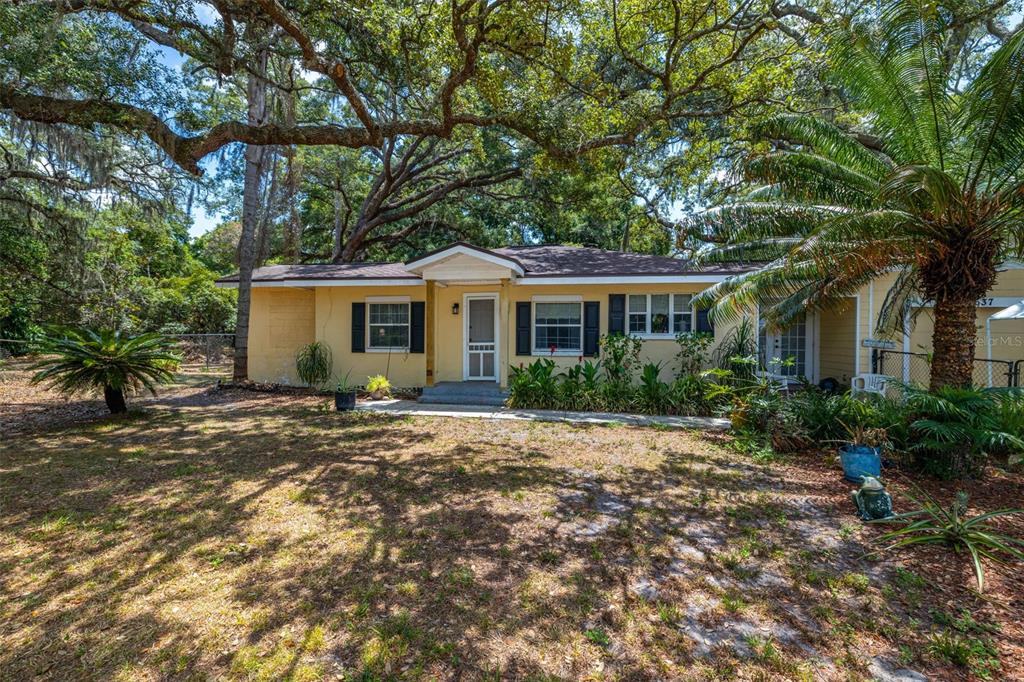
419, 381, 509, 406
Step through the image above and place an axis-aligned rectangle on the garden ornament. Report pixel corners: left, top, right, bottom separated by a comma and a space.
851, 476, 894, 521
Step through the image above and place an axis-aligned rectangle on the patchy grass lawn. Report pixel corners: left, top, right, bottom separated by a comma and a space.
1, 367, 1022, 681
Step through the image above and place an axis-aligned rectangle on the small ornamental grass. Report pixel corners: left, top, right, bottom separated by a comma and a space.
870, 487, 1024, 592
295, 341, 333, 389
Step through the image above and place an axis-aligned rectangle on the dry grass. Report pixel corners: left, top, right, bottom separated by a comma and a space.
1, 366, 1020, 680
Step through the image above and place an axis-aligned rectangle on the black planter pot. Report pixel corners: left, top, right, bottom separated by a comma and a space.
334, 390, 357, 411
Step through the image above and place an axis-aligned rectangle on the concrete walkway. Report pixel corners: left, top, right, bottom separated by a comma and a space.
355, 399, 731, 430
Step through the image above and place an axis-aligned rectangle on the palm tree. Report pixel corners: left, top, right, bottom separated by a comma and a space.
31, 328, 180, 414
687, 0, 1024, 389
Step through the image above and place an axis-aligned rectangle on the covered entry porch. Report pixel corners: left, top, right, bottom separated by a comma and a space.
405, 243, 522, 387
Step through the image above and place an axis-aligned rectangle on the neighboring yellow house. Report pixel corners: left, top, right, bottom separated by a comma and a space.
217, 243, 1024, 391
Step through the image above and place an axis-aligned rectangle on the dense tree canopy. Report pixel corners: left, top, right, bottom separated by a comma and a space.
2, 0, 1020, 383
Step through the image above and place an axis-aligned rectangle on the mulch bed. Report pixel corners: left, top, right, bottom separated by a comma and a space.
771, 447, 1024, 679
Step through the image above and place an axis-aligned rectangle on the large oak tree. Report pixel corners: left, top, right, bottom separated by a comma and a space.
3, 0, 807, 380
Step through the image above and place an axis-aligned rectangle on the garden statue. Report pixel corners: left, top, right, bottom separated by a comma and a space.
851, 476, 894, 521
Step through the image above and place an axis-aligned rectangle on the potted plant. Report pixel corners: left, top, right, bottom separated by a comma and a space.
838, 421, 886, 483
334, 371, 356, 411
366, 374, 391, 400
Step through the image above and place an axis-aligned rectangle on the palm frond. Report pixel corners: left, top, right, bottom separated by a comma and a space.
753, 115, 893, 179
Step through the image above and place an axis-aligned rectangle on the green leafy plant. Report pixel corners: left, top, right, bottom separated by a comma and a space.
902, 385, 1024, 478
597, 333, 642, 384
508, 359, 560, 409
366, 375, 391, 398
295, 341, 333, 389
30, 327, 180, 414
675, 331, 713, 376
871, 488, 1024, 592
712, 318, 757, 380
637, 362, 670, 413
335, 370, 355, 393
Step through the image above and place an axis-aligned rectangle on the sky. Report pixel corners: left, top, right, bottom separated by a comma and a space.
147, 8, 227, 239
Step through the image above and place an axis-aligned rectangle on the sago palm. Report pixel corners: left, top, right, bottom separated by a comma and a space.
31, 328, 180, 413
687, 0, 1024, 389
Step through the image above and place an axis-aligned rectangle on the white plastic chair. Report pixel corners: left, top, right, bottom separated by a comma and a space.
851, 373, 891, 396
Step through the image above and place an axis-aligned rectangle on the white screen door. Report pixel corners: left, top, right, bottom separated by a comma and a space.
465, 297, 497, 380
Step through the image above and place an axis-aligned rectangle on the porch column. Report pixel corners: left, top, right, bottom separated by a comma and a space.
425, 279, 436, 386
499, 278, 510, 388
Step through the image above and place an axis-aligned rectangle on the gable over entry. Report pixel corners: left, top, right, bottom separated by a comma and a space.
404, 243, 524, 284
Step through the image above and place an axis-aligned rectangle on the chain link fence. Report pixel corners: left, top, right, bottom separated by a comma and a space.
168, 334, 235, 369
1, 333, 235, 371
875, 350, 1019, 388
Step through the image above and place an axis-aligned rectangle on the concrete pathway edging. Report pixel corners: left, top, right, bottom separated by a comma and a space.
354, 399, 731, 430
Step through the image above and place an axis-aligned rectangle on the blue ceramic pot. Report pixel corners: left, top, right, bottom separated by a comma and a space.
840, 444, 881, 483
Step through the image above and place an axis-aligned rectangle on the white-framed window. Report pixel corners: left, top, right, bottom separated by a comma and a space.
533, 301, 583, 354
627, 294, 696, 336
367, 301, 410, 350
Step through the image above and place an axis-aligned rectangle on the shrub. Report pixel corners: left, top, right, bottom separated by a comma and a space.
712, 318, 758, 380
366, 375, 392, 397
30, 327, 179, 413
559, 360, 602, 411
675, 332, 713, 375
636, 363, 670, 413
295, 341, 333, 389
508, 359, 559, 409
901, 386, 1024, 478
598, 334, 642, 384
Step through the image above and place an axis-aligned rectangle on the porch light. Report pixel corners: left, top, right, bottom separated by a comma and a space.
452, 302, 460, 315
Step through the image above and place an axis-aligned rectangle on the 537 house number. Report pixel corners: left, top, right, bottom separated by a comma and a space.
977, 298, 995, 306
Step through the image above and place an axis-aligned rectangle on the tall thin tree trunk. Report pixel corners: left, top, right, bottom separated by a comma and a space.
331, 189, 344, 261
281, 86, 302, 264
233, 47, 269, 382
929, 296, 977, 390
256, 148, 279, 266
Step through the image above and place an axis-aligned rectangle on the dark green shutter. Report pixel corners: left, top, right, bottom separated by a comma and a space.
608, 294, 625, 335
583, 302, 600, 356
410, 302, 425, 353
351, 302, 366, 353
696, 307, 715, 333
515, 302, 531, 356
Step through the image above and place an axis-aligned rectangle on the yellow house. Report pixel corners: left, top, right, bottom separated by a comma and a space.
217, 243, 1024, 394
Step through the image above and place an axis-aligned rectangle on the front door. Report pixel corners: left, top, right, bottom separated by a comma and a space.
759, 314, 811, 379
465, 295, 498, 381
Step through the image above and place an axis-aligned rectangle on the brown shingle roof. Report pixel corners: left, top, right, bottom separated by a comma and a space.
492, 245, 750, 277
217, 244, 753, 282
217, 262, 416, 282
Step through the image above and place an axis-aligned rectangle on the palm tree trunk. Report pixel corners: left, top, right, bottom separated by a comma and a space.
929, 296, 977, 389
103, 386, 127, 414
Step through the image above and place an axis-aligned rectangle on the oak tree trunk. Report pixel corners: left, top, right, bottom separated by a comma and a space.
232, 47, 269, 382
928, 296, 978, 390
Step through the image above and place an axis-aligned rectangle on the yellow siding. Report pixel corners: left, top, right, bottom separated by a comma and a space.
817, 298, 858, 385
246, 282, 747, 387
245, 268, 1022, 388
816, 268, 1024, 385
507, 283, 745, 385
247, 287, 315, 385
314, 286, 427, 389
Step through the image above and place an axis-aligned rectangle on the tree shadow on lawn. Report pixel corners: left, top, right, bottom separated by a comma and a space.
2, 407, 662, 679
0, 405, 1004, 680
